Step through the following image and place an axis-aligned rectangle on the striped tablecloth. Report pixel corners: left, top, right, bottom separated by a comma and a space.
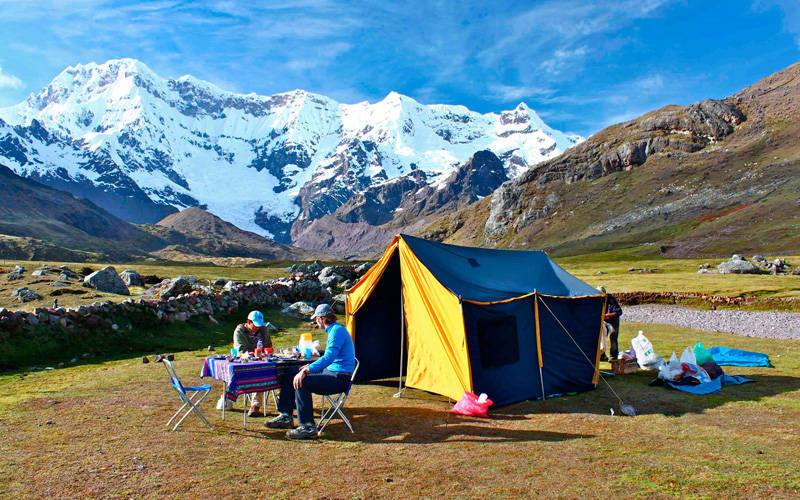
201, 358, 280, 401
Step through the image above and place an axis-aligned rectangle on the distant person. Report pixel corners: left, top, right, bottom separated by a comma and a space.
216, 310, 273, 416
598, 286, 623, 361
267, 304, 356, 440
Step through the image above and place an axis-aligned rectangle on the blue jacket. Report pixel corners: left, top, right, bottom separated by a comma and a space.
308, 322, 356, 374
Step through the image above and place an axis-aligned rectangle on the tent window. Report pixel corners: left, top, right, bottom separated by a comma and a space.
477, 315, 519, 368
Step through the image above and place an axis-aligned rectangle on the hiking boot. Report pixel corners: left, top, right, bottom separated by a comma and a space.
247, 405, 263, 418
599, 352, 608, 362
286, 424, 317, 440
266, 413, 293, 429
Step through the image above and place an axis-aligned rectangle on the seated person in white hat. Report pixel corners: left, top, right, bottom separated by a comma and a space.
216, 310, 272, 416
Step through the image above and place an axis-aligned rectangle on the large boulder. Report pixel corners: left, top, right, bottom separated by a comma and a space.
717, 256, 761, 274
84, 267, 130, 295
119, 269, 145, 287
141, 276, 194, 300
13, 288, 41, 303
281, 301, 315, 319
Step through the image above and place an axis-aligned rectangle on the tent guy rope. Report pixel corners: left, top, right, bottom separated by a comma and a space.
536, 295, 636, 416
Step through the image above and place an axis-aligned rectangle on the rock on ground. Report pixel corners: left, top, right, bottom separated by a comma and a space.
281, 301, 315, 319
119, 269, 144, 287
717, 256, 761, 274
83, 267, 130, 295
141, 276, 195, 300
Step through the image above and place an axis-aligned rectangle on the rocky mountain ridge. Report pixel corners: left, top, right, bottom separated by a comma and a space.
421, 63, 800, 257
0, 58, 580, 252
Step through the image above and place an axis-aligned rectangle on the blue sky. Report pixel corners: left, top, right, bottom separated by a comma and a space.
0, 0, 798, 136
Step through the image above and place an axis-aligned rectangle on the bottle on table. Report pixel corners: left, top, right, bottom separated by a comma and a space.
256, 339, 263, 357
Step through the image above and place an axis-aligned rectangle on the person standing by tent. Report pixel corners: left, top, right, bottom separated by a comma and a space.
598, 286, 623, 360
216, 310, 273, 416
267, 304, 356, 440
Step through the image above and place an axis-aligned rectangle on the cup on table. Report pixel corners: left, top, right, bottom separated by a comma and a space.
303, 347, 312, 359
265, 347, 274, 357
230, 348, 238, 357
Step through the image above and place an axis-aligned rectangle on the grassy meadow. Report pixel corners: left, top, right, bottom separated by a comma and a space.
1, 250, 799, 497
0, 319, 798, 498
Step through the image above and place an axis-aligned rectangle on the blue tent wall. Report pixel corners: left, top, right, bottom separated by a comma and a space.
462, 297, 543, 406
537, 295, 606, 396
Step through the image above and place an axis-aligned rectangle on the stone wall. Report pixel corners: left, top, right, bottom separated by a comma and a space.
0, 272, 357, 368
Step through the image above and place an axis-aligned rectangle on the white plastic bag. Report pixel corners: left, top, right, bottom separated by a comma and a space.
658, 352, 683, 381
680, 347, 697, 366
631, 331, 664, 370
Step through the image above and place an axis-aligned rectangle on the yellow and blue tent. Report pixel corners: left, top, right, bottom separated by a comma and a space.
346, 234, 608, 406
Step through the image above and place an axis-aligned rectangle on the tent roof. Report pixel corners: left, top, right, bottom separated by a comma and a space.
400, 234, 599, 302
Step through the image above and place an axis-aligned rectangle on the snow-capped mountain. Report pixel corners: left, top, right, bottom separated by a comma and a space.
0, 58, 581, 244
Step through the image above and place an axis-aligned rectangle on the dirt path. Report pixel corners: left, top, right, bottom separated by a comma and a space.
623, 304, 800, 340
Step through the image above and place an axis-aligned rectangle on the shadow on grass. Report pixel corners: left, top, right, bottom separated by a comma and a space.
231, 406, 593, 444
494, 371, 800, 417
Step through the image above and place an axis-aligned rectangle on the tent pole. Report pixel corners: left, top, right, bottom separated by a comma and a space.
393, 287, 405, 398
534, 292, 546, 400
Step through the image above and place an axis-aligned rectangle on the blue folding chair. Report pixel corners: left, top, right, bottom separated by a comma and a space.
162, 359, 214, 431
318, 358, 359, 434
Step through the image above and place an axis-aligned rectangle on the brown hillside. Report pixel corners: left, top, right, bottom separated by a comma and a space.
420, 63, 800, 257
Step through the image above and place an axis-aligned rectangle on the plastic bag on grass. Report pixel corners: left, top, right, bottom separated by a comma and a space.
694, 342, 714, 366
658, 352, 683, 381
680, 346, 697, 366
631, 331, 664, 370
450, 391, 493, 417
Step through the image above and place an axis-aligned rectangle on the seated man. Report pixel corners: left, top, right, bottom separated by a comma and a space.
267, 303, 355, 440
216, 310, 273, 416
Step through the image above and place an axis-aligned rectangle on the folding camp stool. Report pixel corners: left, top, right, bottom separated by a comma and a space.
318, 358, 360, 434
162, 359, 214, 431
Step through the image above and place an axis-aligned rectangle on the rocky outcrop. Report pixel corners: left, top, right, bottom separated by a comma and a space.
84, 267, 130, 295
480, 98, 747, 241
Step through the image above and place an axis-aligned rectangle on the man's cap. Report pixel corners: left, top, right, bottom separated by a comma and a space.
311, 303, 334, 319
247, 310, 266, 327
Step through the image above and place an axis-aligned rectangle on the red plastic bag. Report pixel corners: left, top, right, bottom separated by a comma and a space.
450, 391, 493, 417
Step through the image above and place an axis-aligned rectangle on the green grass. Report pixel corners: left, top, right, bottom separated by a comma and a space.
556, 247, 800, 300
0, 322, 797, 498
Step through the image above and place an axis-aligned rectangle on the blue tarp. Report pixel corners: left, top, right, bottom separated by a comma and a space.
668, 374, 754, 394
401, 234, 600, 302
709, 346, 771, 367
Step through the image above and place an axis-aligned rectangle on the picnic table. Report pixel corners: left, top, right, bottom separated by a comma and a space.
200, 355, 318, 426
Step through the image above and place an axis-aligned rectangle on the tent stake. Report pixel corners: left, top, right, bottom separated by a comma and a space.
393, 288, 405, 398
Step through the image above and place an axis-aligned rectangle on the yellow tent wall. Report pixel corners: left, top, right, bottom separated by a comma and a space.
346, 236, 473, 401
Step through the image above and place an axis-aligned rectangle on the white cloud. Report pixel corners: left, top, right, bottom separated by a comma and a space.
0, 65, 23, 89
633, 74, 665, 93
